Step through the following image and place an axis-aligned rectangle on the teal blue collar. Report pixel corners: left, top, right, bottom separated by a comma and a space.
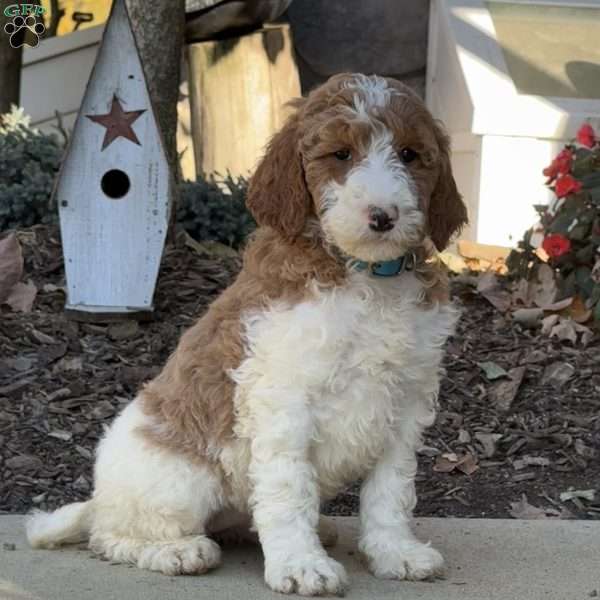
352, 252, 416, 277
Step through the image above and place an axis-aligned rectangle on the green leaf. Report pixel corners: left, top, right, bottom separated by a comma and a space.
558, 271, 577, 298
580, 172, 600, 189
589, 186, 600, 206
576, 266, 594, 299
549, 208, 578, 235
594, 298, 600, 322
589, 283, 600, 307
572, 150, 595, 178
570, 221, 591, 241
477, 361, 508, 381
575, 244, 595, 264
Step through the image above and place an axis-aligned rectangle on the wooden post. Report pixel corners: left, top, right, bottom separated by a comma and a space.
187, 24, 301, 178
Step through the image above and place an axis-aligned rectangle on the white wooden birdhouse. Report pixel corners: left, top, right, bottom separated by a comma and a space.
56, 0, 172, 316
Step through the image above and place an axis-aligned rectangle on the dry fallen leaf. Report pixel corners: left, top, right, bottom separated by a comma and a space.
438, 251, 468, 274
511, 278, 531, 306
5, 280, 37, 312
455, 453, 479, 475
543, 316, 592, 345
541, 313, 560, 334
432, 452, 459, 473
542, 362, 575, 387
474, 432, 503, 458
511, 264, 559, 309
0, 233, 24, 303
568, 295, 592, 324
540, 297, 573, 312
549, 319, 578, 344
433, 452, 479, 475
489, 366, 526, 411
456, 240, 509, 273
509, 494, 562, 520
476, 272, 512, 312
530, 264, 558, 308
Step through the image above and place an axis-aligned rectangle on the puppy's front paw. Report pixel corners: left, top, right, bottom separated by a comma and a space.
366, 542, 444, 581
265, 553, 348, 596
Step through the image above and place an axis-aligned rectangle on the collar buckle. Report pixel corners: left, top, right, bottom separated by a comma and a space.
353, 251, 416, 277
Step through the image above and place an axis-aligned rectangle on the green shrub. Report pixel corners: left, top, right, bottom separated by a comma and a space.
177, 175, 255, 249
0, 106, 64, 231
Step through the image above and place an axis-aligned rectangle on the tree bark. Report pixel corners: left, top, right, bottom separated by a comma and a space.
125, 0, 185, 178
125, 0, 185, 239
0, 13, 23, 114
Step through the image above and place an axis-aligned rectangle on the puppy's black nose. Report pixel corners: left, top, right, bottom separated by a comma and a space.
368, 206, 395, 232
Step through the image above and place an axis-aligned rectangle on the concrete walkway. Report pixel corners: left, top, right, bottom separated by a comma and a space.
1, 515, 599, 600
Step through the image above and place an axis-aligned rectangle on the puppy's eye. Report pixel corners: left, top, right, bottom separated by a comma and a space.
400, 147, 418, 164
333, 149, 352, 161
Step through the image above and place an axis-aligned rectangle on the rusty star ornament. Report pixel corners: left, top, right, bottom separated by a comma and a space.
86, 95, 146, 150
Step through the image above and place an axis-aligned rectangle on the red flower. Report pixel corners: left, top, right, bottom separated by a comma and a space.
576, 123, 596, 148
543, 148, 572, 180
554, 174, 582, 198
542, 233, 571, 258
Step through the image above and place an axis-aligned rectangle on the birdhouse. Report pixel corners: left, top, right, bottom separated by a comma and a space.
55, 0, 172, 317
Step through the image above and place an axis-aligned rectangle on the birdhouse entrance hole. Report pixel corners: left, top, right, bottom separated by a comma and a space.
101, 169, 130, 199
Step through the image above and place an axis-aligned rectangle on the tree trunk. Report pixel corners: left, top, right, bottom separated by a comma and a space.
125, 0, 185, 176
0, 13, 23, 114
125, 0, 185, 239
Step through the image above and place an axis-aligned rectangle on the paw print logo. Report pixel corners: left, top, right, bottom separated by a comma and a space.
4, 15, 45, 49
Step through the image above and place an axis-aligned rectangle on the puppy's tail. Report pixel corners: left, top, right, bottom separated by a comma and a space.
26, 500, 93, 548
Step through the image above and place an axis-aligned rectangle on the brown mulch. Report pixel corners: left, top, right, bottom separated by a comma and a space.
1, 225, 599, 519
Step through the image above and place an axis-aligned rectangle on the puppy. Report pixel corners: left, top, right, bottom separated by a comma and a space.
27, 73, 467, 596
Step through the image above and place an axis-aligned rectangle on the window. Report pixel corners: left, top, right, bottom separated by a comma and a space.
486, 2, 600, 99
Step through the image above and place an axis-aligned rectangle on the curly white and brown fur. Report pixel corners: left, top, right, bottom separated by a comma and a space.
26, 74, 467, 596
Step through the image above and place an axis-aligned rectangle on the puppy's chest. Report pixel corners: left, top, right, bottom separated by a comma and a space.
235, 273, 457, 486
303, 277, 451, 483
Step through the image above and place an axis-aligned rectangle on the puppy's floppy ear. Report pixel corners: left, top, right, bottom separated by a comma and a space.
246, 100, 312, 239
428, 124, 468, 251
